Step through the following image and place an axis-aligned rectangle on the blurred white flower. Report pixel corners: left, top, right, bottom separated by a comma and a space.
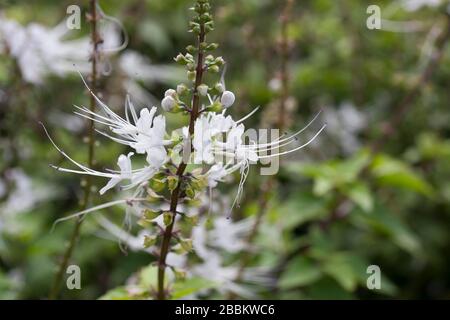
0, 169, 55, 216
402, 0, 442, 11
190, 217, 270, 298
323, 102, 367, 154
0, 15, 122, 84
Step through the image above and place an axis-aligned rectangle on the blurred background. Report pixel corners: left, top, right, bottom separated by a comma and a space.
1, 0, 450, 299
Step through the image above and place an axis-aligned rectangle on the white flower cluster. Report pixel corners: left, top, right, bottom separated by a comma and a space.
47, 80, 325, 204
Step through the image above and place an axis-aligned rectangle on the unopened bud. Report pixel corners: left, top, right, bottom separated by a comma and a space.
208, 65, 219, 73
161, 95, 177, 112
197, 84, 209, 96
214, 83, 224, 93
177, 84, 188, 95
174, 53, 188, 65
221, 91, 235, 108
164, 89, 176, 97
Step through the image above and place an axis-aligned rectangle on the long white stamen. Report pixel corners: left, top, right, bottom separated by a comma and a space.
50, 165, 115, 178
258, 124, 326, 159
41, 122, 108, 176
236, 106, 260, 124
52, 198, 147, 231
95, 129, 134, 146
243, 110, 323, 149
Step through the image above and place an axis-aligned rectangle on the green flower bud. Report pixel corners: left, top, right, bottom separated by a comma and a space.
186, 45, 197, 54
206, 43, 219, 51
187, 71, 196, 81
185, 215, 199, 226
179, 238, 193, 252
143, 209, 160, 220
174, 53, 188, 65
149, 178, 166, 192
214, 56, 225, 66
192, 25, 201, 34
205, 54, 214, 63
208, 65, 220, 73
163, 212, 173, 227
214, 82, 225, 93
167, 175, 179, 192
143, 235, 157, 248
137, 218, 152, 228
186, 62, 196, 71
177, 84, 188, 95
174, 268, 187, 281
207, 101, 223, 112
205, 21, 214, 32
185, 185, 196, 199
170, 131, 182, 144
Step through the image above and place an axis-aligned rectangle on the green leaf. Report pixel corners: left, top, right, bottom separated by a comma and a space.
171, 277, 218, 299
371, 155, 434, 196
351, 205, 422, 255
277, 193, 328, 230
99, 287, 133, 300
306, 277, 354, 300
143, 235, 157, 248
343, 182, 373, 213
138, 265, 159, 289
321, 253, 361, 291
279, 256, 322, 289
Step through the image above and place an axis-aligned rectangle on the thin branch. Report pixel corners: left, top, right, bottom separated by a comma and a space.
49, 0, 101, 299
372, 13, 450, 153
228, 0, 294, 299
156, 24, 206, 301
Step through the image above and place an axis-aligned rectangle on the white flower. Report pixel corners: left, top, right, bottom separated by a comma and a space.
220, 90, 235, 108
100, 152, 134, 194
161, 95, 177, 112
206, 164, 228, 188
191, 109, 325, 210
44, 85, 169, 194
73, 79, 169, 169
0, 15, 122, 84
189, 217, 270, 298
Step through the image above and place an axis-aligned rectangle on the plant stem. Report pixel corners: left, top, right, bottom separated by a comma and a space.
156, 25, 206, 300
49, 0, 100, 299
228, 0, 294, 299
372, 12, 450, 152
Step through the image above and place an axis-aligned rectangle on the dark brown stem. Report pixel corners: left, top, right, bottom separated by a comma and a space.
228, 0, 294, 299
156, 25, 206, 300
372, 13, 450, 153
49, 0, 100, 299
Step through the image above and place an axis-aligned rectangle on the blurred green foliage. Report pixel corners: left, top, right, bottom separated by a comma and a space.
1, 0, 450, 299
